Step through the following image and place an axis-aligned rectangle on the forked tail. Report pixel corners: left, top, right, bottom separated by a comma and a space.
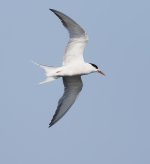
32, 61, 60, 84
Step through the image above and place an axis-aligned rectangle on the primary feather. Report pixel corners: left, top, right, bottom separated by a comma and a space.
50, 9, 88, 65
49, 76, 83, 127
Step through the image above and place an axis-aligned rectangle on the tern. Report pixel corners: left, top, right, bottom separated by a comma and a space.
34, 9, 105, 127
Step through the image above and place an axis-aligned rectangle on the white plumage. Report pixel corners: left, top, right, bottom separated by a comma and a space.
34, 9, 105, 127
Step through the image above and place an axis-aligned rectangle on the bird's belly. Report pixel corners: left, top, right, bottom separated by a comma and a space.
60, 64, 91, 76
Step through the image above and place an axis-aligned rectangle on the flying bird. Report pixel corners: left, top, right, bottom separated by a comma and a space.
34, 9, 105, 127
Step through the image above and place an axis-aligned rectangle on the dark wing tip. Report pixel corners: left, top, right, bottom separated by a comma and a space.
49, 8, 86, 38
49, 120, 57, 128
49, 9, 60, 15
49, 9, 69, 32
48, 123, 52, 128
49, 9, 56, 13
48, 112, 59, 128
49, 119, 55, 127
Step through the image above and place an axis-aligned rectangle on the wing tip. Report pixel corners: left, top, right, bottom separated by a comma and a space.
48, 124, 52, 128
48, 121, 55, 128
49, 8, 57, 14
48, 114, 60, 128
49, 8, 53, 12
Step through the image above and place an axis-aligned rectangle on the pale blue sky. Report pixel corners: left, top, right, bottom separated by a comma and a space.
0, 0, 150, 164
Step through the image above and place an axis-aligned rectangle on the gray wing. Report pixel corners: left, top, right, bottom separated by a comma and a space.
49, 76, 83, 127
50, 9, 88, 65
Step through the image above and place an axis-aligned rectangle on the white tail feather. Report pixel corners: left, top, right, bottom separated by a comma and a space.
39, 76, 58, 85
32, 60, 60, 84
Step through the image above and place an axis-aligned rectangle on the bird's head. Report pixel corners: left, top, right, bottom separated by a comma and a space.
90, 63, 105, 76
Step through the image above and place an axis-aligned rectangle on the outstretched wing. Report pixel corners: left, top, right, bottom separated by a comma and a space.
50, 9, 88, 65
49, 76, 83, 127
